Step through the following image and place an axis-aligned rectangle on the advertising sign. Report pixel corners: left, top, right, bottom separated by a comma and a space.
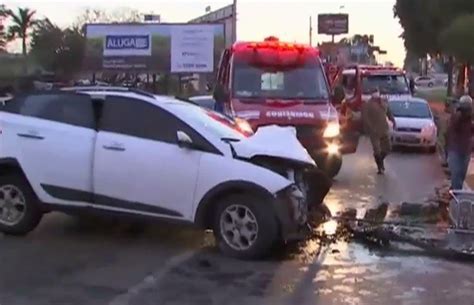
171, 25, 214, 72
84, 23, 224, 72
318, 14, 349, 35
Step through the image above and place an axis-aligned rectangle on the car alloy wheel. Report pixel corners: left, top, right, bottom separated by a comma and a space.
0, 185, 27, 226
219, 204, 259, 251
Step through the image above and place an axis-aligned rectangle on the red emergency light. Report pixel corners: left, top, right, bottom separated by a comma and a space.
233, 37, 319, 55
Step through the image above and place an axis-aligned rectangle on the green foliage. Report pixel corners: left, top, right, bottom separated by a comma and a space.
439, 15, 474, 63
395, 0, 474, 57
30, 19, 85, 78
6, 7, 37, 55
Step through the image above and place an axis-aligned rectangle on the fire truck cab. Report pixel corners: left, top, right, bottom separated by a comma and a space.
213, 36, 360, 178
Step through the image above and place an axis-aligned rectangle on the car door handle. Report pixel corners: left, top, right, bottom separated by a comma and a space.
17, 133, 44, 140
103, 145, 126, 152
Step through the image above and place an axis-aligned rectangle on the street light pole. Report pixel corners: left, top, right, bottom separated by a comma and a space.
309, 16, 313, 46
232, 0, 237, 43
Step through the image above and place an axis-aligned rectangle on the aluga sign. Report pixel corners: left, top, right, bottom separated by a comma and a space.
105, 35, 150, 50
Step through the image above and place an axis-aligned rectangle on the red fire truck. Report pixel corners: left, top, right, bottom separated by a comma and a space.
213, 36, 360, 177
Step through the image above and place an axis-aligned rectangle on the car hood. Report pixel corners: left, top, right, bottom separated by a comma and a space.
394, 117, 433, 129
231, 125, 316, 166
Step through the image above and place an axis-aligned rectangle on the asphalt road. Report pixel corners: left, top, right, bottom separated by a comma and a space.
1, 138, 473, 305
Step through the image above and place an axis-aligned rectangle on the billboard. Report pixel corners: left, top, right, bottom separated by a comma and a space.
84, 23, 225, 72
318, 14, 349, 35
189, 4, 234, 47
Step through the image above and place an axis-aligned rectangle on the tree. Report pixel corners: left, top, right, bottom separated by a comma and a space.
439, 15, 474, 64
6, 7, 37, 56
0, 5, 7, 52
394, 0, 474, 94
30, 19, 85, 78
74, 7, 142, 30
439, 15, 474, 95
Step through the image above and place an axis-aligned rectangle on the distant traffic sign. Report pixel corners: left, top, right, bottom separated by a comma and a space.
318, 14, 349, 35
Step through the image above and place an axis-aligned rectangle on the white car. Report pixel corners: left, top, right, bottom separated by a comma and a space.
0, 87, 328, 259
415, 76, 436, 88
389, 97, 437, 152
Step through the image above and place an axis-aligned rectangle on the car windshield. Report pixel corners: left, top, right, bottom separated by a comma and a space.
232, 59, 330, 101
170, 104, 247, 141
389, 101, 432, 118
362, 74, 410, 95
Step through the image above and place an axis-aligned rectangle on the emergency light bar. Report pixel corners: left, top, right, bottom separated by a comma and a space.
233, 37, 319, 55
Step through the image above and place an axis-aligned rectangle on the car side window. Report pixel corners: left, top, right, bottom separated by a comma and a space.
100, 96, 213, 149
2, 93, 95, 129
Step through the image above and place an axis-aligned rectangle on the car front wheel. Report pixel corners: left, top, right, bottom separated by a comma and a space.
0, 174, 43, 235
214, 194, 279, 260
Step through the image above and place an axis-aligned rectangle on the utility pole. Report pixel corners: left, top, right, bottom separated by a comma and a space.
309, 16, 313, 46
232, 0, 237, 43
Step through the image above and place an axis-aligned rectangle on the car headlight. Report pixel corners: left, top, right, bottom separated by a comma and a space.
421, 123, 436, 135
323, 122, 340, 138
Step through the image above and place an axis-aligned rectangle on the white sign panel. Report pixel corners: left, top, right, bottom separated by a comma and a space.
171, 25, 214, 73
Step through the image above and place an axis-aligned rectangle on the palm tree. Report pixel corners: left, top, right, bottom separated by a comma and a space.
0, 5, 7, 52
6, 7, 37, 56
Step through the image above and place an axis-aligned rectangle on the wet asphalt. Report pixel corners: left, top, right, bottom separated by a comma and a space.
0, 137, 473, 305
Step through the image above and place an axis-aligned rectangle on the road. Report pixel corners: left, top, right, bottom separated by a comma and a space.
1, 138, 473, 305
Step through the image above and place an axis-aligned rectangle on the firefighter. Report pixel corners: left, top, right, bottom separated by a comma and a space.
362, 88, 396, 174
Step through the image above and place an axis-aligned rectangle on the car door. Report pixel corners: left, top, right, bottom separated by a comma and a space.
1, 93, 96, 206
93, 95, 207, 220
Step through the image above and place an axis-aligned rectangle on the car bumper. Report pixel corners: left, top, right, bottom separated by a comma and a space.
274, 168, 332, 241
390, 132, 436, 147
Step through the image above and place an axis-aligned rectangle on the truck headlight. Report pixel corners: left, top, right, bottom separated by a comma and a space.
323, 122, 340, 138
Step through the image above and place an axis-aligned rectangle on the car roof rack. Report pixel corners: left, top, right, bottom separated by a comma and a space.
61, 86, 155, 98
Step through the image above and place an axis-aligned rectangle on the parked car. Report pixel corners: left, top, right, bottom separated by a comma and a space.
388, 97, 437, 152
189, 95, 216, 110
0, 87, 329, 259
415, 76, 436, 88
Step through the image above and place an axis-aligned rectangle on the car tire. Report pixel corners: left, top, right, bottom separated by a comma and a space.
0, 174, 43, 235
428, 82, 434, 88
214, 194, 279, 260
428, 146, 437, 154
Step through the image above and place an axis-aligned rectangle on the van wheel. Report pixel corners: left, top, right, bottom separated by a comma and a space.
428, 146, 437, 154
0, 174, 42, 235
214, 194, 279, 260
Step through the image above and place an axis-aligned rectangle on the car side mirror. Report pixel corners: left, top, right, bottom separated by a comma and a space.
177, 131, 194, 149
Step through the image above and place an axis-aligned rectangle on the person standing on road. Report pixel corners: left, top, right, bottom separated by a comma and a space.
362, 89, 396, 175
447, 95, 473, 190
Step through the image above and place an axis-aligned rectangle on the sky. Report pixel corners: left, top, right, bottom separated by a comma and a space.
3, 0, 405, 67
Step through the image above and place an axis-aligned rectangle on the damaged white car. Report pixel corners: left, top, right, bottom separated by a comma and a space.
0, 88, 331, 259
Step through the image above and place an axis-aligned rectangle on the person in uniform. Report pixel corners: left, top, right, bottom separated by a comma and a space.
362, 88, 396, 174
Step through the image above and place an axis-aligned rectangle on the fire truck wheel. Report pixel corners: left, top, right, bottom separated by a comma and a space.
314, 155, 343, 179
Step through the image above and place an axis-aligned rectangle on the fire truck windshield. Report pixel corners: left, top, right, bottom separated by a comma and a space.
362, 74, 410, 95
232, 60, 329, 101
